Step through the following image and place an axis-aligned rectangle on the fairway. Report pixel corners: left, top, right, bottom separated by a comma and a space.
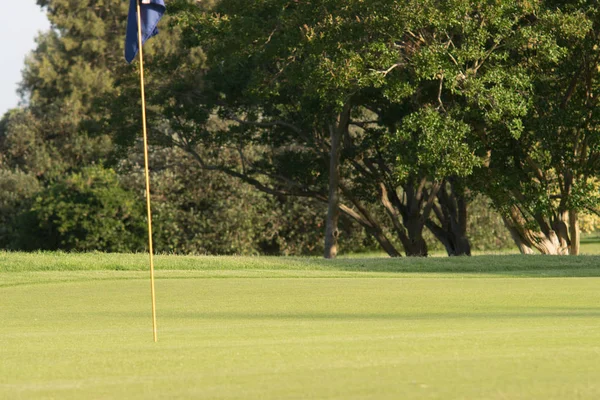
2, 254, 600, 399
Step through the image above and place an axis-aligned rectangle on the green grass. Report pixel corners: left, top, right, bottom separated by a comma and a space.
4, 250, 600, 276
2, 253, 600, 399
580, 233, 600, 254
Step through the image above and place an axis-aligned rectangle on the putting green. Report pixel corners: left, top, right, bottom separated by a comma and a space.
2, 271, 600, 399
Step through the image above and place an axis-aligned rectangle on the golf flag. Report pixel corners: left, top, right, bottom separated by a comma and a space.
125, 0, 166, 63
125, 0, 165, 342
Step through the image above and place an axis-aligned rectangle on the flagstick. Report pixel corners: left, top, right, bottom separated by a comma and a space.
136, 0, 158, 343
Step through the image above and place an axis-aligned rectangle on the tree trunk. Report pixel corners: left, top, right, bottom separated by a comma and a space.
324, 105, 350, 259
427, 180, 471, 256
552, 211, 570, 255
400, 215, 428, 257
427, 221, 472, 256
504, 220, 535, 255
380, 179, 442, 257
365, 226, 403, 257
323, 120, 340, 258
569, 209, 580, 255
338, 189, 403, 257
502, 208, 571, 255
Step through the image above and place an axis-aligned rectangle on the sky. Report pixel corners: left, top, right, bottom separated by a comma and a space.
0, 1, 50, 116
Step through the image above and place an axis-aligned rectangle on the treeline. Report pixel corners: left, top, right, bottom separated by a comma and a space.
1, 0, 599, 257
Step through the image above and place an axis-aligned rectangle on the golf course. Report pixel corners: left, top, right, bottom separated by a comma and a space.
2, 252, 600, 399
5, 0, 600, 398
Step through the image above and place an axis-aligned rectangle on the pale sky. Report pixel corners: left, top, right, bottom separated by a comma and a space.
0, 1, 50, 116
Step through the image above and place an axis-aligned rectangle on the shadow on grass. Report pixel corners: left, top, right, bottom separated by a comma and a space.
106, 308, 600, 321
304, 255, 600, 277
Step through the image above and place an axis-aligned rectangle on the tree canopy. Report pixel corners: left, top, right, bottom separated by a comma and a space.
2, 0, 599, 256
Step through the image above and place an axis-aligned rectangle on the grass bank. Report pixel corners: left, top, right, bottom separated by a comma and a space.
2, 251, 600, 277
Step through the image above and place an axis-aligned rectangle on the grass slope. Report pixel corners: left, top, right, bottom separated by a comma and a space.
2, 253, 600, 399
3, 251, 600, 275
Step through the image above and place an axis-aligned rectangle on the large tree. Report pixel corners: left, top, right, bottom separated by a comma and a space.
1, 0, 134, 180
172, 0, 563, 256
0, 0, 372, 256
461, 1, 600, 255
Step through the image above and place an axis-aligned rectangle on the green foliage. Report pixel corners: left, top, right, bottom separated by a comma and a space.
117, 147, 373, 255
7, 0, 600, 256
19, 165, 146, 252
393, 108, 479, 180
0, 109, 62, 179
456, 0, 600, 252
466, 195, 514, 251
11, 0, 130, 177
0, 170, 41, 249
120, 148, 281, 255
171, 0, 501, 256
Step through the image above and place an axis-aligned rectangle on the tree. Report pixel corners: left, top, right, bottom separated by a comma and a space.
357, 0, 600, 255
172, 0, 531, 256
8, 0, 134, 179
461, 1, 600, 254
5, 0, 182, 179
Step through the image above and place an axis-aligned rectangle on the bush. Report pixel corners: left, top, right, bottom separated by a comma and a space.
19, 165, 146, 252
467, 195, 513, 251
0, 169, 41, 248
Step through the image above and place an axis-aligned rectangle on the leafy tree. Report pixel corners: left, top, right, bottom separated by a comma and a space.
339, 0, 600, 255
4, 0, 180, 178
456, 1, 600, 254
172, 0, 531, 256
5, 0, 135, 180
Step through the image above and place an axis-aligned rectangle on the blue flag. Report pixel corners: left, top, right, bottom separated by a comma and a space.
125, 0, 166, 63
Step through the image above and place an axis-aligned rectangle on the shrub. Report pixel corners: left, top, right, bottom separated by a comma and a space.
20, 165, 146, 252
0, 169, 41, 248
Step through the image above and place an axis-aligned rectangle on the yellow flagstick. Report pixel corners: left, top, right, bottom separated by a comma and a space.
136, 0, 158, 343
